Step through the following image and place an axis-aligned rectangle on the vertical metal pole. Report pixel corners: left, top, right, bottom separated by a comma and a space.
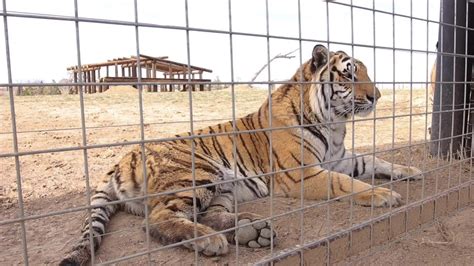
2, 1, 29, 264
132, 1, 152, 264
296, 0, 305, 264
183, 1, 200, 264
225, 1, 240, 264
72, 0, 95, 264
263, 0, 275, 262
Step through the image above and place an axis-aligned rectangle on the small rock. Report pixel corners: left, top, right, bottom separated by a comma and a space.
253, 221, 267, 230
237, 219, 251, 226
248, 240, 261, 248
235, 226, 258, 244
260, 228, 272, 238
257, 236, 271, 246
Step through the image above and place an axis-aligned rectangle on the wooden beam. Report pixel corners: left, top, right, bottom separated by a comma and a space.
91, 70, 96, 93
100, 77, 211, 83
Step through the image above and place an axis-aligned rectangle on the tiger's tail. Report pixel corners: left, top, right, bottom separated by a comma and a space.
60, 171, 120, 266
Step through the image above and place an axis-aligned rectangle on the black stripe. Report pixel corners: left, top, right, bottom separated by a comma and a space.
172, 144, 213, 163
257, 107, 270, 144
239, 118, 250, 131
130, 152, 139, 190
290, 101, 302, 125
306, 127, 328, 151
169, 157, 220, 176
247, 114, 257, 131
336, 175, 350, 194
238, 133, 258, 171
91, 216, 108, 227
303, 169, 325, 181
196, 137, 213, 157
175, 134, 187, 144
93, 206, 110, 217
243, 178, 263, 197
172, 179, 216, 192
114, 166, 122, 189
235, 161, 247, 177
272, 151, 298, 183
82, 222, 105, 236
290, 152, 303, 166
290, 133, 323, 162
91, 195, 111, 202
361, 157, 366, 176
208, 127, 231, 169
353, 158, 359, 177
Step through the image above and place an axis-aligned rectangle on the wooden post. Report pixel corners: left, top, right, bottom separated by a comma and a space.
115, 63, 119, 77
146, 64, 151, 92
121, 67, 125, 77
82, 71, 86, 93
151, 62, 157, 91
97, 68, 103, 93
91, 69, 96, 93
86, 71, 91, 93
168, 64, 173, 92
163, 73, 168, 92
199, 72, 204, 91
182, 73, 186, 92
73, 71, 78, 94
191, 73, 195, 91
89, 70, 93, 93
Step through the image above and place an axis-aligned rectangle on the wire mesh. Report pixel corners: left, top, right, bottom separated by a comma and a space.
0, 0, 473, 265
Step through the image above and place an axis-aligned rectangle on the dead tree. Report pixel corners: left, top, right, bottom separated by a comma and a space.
249, 48, 298, 87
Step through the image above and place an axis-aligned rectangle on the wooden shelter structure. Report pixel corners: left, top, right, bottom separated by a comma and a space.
67, 54, 212, 93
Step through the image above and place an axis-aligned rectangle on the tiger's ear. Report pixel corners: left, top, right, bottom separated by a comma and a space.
311, 44, 329, 73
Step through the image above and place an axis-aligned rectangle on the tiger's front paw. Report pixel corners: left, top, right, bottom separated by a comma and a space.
183, 233, 229, 256
355, 187, 402, 207
393, 166, 423, 181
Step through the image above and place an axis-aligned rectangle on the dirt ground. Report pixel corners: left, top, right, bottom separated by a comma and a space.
0, 86, 472, 265
340, 205, 474, 265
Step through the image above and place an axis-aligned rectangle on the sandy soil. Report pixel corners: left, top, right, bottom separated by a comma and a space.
0, 86, 472, 265
341, 205, 474, 265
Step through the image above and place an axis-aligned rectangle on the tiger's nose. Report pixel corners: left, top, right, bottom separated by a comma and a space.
367, 87, 381, 103
367, 95, 375, 103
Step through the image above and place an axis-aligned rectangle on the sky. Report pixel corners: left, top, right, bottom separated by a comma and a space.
0, 0, 440, 88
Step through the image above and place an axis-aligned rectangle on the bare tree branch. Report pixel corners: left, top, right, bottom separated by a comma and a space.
249, 48, 299, 86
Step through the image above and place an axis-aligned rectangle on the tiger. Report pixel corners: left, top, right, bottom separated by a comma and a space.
428, 42, 438, 135
60, 44, 422, 265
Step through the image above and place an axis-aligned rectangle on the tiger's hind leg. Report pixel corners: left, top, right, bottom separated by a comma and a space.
145, 188, 229, 256
199, 195, 277, 248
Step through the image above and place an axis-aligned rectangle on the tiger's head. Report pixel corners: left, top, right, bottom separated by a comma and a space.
307, 44, 381, 120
